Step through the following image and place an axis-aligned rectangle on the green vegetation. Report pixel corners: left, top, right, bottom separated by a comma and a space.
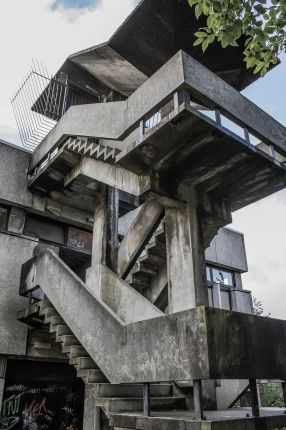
187, 0, 286, 75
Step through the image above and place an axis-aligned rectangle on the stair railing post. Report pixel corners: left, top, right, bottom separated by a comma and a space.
106, 187, 119, 272
193, 379, 204, 419
143, 383, 151, 417
249, 379, 260, 417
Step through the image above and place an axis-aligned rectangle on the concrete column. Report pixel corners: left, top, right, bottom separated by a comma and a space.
165, 190, 208, 313
0, 357, 7, 412
83, 385, 101, 430
249, 379, 260, 417
86, 191, 108, 296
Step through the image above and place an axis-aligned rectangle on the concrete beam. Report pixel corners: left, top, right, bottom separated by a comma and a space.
65, 157, 151, 197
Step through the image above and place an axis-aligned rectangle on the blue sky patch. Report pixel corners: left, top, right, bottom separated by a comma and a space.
50, 0, 100, 10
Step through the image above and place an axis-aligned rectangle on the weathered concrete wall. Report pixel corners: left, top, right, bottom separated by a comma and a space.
0, 140, 93, 229
205, 228, 248, 273
0, 141, 33, 208
0, 231, 38, 355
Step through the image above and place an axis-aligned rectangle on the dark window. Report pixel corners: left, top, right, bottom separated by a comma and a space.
0, 206, 8, 231
24, 215, 66, 245
206, 265, 235, 287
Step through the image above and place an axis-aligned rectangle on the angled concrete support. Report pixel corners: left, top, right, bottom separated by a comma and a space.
117, 198, 164, 278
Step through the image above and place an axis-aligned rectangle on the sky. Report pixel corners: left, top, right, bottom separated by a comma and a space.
0, 0, 286, 319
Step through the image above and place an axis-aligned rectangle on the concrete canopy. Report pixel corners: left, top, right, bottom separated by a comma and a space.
57, 0, 265, 96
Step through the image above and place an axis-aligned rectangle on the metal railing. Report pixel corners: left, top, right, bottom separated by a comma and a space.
11, 60, 100, 151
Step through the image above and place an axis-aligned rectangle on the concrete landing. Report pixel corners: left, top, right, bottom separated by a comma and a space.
110, 408, 286, 430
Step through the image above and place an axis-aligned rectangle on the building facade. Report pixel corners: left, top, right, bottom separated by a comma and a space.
1, 1, 286, 429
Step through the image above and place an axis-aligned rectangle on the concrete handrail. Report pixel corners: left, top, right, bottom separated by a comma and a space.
30, 50, 286, 171
27, 248, 209, 383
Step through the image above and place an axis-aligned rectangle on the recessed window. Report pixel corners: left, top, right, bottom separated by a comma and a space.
24, 215, 66, 245
0, 206, 8, 231
206, 265, 235, 287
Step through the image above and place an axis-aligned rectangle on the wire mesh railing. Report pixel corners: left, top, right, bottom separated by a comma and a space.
11, 60, 100, 151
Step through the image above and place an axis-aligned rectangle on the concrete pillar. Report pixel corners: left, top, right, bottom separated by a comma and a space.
83, 385, 101, 430
165, 190, 208, 313
86, 191, 108, 296
0, 357, 7, 412
249, 379, 260, 417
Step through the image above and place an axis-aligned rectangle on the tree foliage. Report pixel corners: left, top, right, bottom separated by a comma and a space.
252, 296, 264, 315
259, 383, 284, 407
188, 0, 286, 75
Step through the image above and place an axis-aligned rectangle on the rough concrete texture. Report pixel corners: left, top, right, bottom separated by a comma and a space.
65, 157, 151, 197
7, 206, 26, 234
231, 289, 253, 314
0, 232, 38, 355
0, 142, 33, 208
25, 249, 286, 383
0, 140, 93, 229
205, 228, 248, 273
216, 379, 249, 409
25, 249, 210, 383
98, 264, 163, 323
110, 409, 286, 430
83, 385, 99, 430
206, 306, 286, 379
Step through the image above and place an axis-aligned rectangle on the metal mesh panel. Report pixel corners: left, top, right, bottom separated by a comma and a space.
11, 60, 100, 151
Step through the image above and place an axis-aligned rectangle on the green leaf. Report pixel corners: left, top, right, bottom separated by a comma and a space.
193, 38, 204, 46
202, 39, 209, 52
195, 4, 203, 19
194, 31, 208, 38
188, 0, 197, 6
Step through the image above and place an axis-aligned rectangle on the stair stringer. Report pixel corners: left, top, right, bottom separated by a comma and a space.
26, 248, 210, 384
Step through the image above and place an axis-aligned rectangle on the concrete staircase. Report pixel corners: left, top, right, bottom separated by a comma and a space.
19, 300, 188, 419
125, 222, 166, 293
63, 136, 121, 163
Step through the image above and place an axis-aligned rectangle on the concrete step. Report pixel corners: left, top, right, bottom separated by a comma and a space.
37, 300, 52, 311
72, 356, 99, 370
96, 384, 173, 398
130, 265, 158, 277
139, 253, 165, 267
64, 345, 88, 357
39, 307, 59, 319
47, 315, 65, 327
26, 347, 66, 360
77, 369, 107, 383
29, 341, 52, 350
55, 324, 71, 336
98, 397, 186, 413
56, 334, 79, 347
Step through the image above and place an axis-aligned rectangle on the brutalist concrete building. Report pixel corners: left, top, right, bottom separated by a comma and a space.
1, 1, 286, 429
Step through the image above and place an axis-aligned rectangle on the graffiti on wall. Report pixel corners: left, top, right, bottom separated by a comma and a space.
0, 383, 83, 430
